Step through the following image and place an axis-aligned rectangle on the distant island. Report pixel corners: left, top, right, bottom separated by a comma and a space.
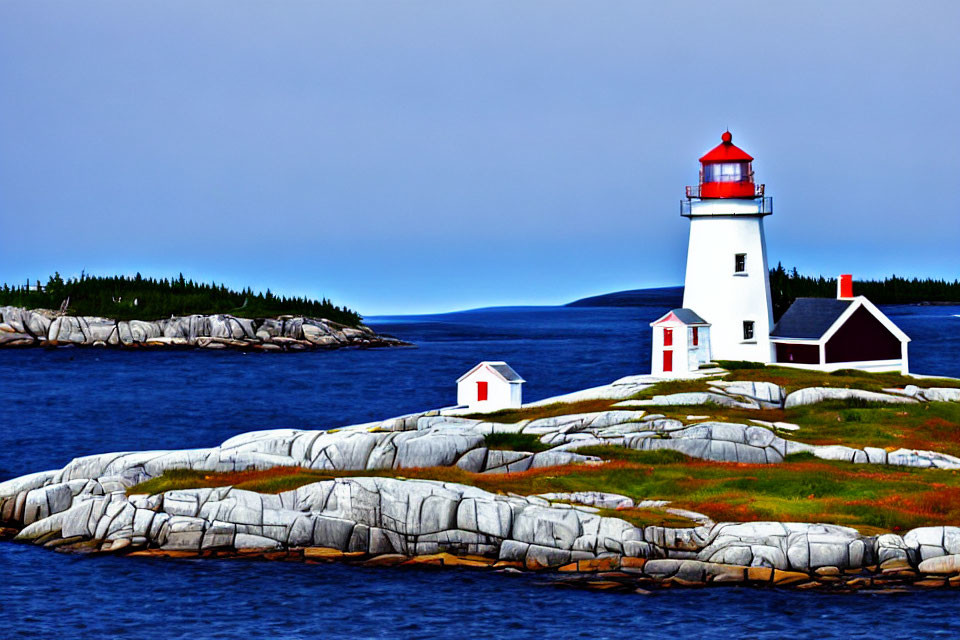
0, 273, 408, 351
568, 266, 960, 321
0, 272, 361, 326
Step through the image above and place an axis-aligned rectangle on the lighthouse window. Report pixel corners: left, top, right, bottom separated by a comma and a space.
743, 321, 755, 341
704, 162, 747, 183
734, 253, 746, 273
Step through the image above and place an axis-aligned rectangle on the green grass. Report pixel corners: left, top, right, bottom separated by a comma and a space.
715, 360, 766, 371
129, 467, 343, 496
463, 399, 620, 423
629, 377, 716, 399
574, 446, 692, 464
722, 365, 960, 394
593, 506, 698, 529
625, 365, 960, 403
128, 450, 960, 534
484, 432, 551, 453
618, 398, 960, 458
784, 400, 960, 456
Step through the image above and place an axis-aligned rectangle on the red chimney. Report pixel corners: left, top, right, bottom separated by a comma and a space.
838, 274, 853, 299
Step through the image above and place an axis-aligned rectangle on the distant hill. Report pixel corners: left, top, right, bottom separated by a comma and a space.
568, 268, 960, 322
566, 286, 683, 308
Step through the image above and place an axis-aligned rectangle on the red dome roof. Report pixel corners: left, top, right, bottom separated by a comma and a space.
699, 131, 753, 164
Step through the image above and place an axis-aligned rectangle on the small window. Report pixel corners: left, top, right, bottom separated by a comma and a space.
743, 321, 755, 341
691, 327, 699, 346
734, 253, 746, 273
663, 328, 673, 347
477, 381, 488, 402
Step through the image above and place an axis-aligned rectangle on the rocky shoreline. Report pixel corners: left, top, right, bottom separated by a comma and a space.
4, 373, 960, 592
3, 470, 959, 593
0, 306, 408, 351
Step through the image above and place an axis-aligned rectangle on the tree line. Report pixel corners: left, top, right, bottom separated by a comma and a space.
769, 263, 960, 320
0, 272, 362, 326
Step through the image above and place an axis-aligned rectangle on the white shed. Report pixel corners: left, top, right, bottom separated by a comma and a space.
650, 308, 712, 377
457, 361, 525, 411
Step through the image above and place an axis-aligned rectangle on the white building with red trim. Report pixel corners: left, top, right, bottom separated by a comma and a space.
680, 131, 774, 364
650, 309, 712, 377
651, 133, 911, 377
456, 361, 525, 411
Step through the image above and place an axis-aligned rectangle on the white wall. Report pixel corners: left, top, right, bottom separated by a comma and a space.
682, 203, 774, 363
686, 325, 712, 371
457, 368, 522, 410
775, 359, 905, 374
651, 321, 704, 377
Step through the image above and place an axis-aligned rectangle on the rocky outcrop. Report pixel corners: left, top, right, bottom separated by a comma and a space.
4, 370, 960, 591
898, 385, 960, 403
0, 306, 407, 351
426, 411, 960, 470
4, 466, 960, 590
784, 387, 917, 408
519, 375, 662, 407
0, 416, 598, 502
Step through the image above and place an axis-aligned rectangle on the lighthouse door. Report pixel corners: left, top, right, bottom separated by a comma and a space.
663, 350, 673, 373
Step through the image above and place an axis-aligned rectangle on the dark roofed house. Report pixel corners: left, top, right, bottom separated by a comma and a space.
770, 277, 910, 373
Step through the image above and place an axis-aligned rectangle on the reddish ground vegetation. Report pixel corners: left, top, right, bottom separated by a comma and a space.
130, 451, 960, 535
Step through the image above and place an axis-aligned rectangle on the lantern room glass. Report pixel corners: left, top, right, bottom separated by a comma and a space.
703, 162, 751, 183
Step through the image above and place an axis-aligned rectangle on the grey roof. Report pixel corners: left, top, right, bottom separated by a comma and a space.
457, 361, 526, 384
670, 308, 709, 325
770, 298, 853, 339
488, 362, 524, 383
652, 308, 709, 326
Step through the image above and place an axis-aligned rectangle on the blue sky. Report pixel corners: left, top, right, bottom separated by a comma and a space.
1, 1, 958, 315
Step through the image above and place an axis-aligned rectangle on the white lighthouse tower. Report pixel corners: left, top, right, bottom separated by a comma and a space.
680, 131, 774, 363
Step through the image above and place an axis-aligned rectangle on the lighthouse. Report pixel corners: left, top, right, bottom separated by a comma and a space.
680, 131, 774, 363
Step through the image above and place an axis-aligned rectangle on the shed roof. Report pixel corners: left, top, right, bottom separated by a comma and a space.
770, 298, 854, 339
651, 308, 709, 326
457, 361, 525, 384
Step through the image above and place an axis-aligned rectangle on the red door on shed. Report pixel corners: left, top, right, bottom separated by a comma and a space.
663, 350, 673, 373
477, 381, 488, 402
663, 328, 673, 347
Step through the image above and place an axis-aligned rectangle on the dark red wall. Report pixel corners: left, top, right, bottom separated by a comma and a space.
825, 306, 902, 363
775, 342, 820, 365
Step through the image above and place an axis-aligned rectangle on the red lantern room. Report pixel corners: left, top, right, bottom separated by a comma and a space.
687, 131, 764, 199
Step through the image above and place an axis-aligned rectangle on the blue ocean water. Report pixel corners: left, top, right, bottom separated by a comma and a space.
1, 301, 959, 639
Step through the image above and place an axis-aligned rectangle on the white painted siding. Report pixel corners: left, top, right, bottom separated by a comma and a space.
457, 366, 523, 411
687, 325, 712, 371
682, 203, 774, 363
651, 321, 711, 378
